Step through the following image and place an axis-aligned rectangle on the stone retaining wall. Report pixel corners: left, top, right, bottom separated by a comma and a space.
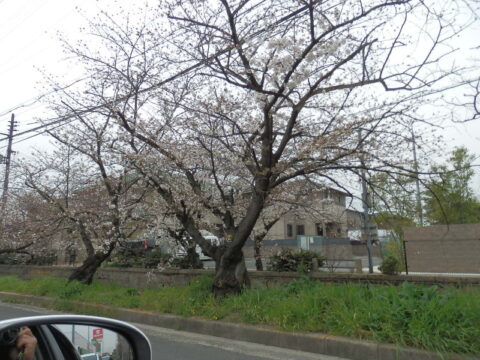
0, 265, 479, 289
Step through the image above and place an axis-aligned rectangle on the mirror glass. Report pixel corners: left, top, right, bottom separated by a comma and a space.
54, 325, 133, 360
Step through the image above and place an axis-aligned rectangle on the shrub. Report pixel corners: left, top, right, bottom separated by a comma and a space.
382, 239, 406, 272
267, 248, 324, 273
105, 252, 136, 268
0, 251, 56, 265
106, 248, 170, 269
0, 253, 29, 265
27, 250, 57, 266
379, 255, 400, 275
170, 256, 204, 269
143, 250, 170, 268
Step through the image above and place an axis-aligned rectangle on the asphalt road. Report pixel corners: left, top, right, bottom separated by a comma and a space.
0, 301, 346, 360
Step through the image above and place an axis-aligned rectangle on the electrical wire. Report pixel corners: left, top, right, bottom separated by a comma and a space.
0, 118, 71, 150
0, 76, 89, 119
0, 0, 50, 42
0, 3, 314, 146
0, 113, 77, 144
0, 5, 75, 77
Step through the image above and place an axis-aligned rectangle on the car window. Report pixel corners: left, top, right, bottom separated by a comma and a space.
35, 325, 68, 360
47, 325, 81, 360
29, 327, 45, 360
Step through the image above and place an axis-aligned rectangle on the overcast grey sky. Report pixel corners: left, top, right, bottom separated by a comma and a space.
0, 0, 479, 195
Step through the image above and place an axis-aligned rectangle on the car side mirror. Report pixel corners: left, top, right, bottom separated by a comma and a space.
0, 315, 151, 360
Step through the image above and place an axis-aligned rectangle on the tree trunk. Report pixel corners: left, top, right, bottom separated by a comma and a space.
186, 247, 203, 269
68, 252, 110, 284
253, 237, 263, 271
212, 245, 250, 299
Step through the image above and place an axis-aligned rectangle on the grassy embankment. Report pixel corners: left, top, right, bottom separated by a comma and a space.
0, 275, 479, 355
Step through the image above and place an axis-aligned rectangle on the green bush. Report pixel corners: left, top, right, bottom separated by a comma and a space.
382, 239, 406, 272
170, 256, 204, 269
0, 250, 58, 266
105, 252, 137, 268
27, 250, 57, 266
379, 255, 400, 275
0, 253, 29, 265
142, 250, 170, 268
267, 248, 324, 273
106, 248, 170, 269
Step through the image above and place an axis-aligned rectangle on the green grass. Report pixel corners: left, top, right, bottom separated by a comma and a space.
1, 275, 479, 355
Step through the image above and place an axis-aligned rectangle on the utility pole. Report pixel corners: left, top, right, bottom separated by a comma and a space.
358, 130, 374, 274
65, 145, 71, 209
411, 130, 423, 226
1, 113, 17, 217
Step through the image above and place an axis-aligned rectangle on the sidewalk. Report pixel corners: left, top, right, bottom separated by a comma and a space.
0, 291, 475, 360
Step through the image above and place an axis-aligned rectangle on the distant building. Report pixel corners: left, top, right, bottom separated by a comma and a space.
262, 187, 350, 241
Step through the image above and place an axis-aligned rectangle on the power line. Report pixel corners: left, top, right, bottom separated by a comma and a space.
0, 0, 50, 42
0, 3, 314, 146
0, 5, 171, 118
0, 116, 71, 150
0, 30, 167, 120
0, 76, 89, 120
0, 5, 76, 77
0, 112, 77, 143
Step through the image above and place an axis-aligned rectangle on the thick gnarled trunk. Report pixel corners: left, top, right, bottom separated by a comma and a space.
212, 245, 250, 298
185, 247, 203, 269
68, 252, 110, 284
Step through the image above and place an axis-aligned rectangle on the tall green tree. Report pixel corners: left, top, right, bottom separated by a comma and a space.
369, 172, 417, 270
424, 147, 480, 224
370, 172, 418, 226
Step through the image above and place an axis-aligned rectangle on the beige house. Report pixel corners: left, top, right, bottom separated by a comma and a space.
261, 187, 349, 241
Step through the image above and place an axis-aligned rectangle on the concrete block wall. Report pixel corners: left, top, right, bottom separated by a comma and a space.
404, 224, 480, 273
351, 245, 382, 257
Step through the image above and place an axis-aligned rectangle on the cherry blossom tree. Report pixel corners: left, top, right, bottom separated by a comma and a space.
0, 164, 56, 260
21, 119, 149, 283
48, 0, 474, 296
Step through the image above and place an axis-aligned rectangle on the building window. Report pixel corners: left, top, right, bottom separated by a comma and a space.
296, 224, 305, 236
316, 223, 324, 236
287, 224, 293, 237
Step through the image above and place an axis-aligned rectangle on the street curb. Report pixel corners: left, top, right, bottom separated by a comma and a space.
0, 292, 476, 360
